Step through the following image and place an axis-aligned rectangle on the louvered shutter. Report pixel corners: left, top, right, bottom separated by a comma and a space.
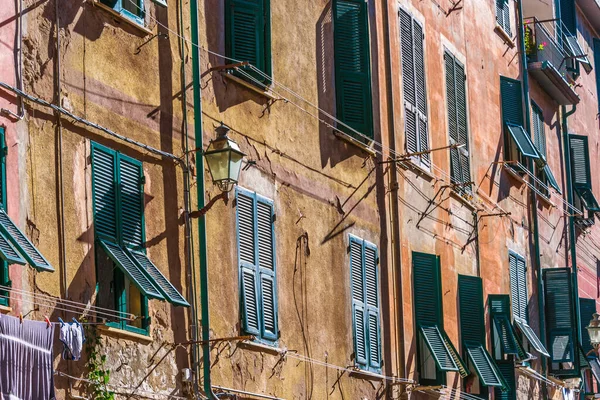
532, 104, 546, 158
446, 52, 470, 190
544, 268, 577, 365
333, 0, 374, 140
559, 0, 576, 34
502, 1, 511, 36
364, 243, 381, 369
414, 21, 429, 166
119, 155, 144, 250
413, 252, 442, 326
489, 295, 527, 359
458, 275, 485, 344
236, 190, 260, 336
226, 0, 270, 82
92, 145, 118, 242
465, 343, 504, 387
445, 53, 458, 146
257, 197, 277, 341
580, 298, 596, 355
500, 77, 524, 126
0, 128, 5, 210
400, 9, 417, 155
495, 360, 516, 400
509, 252, 528, 321
570, 134, 592, 189
594, 39, 600, 113
350, 238, 367, 365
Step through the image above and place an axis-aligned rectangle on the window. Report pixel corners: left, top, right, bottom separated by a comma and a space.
445, 51, 471, 193
458, 275, 504, 396
495, 0, 511, 36
92, 143, 188, 334
570, 134, 599, 226
399, 9, 429, 167
500, 76, 540, 171
349, 236, 381, 372
225, 0, 271, 84
531, 102, 561, 196
100, 0, 145, 25
0, 128, 52, 276
544, 267, 580, 376
413, 252, 467, 385
236, 187, 278, 342
333, 0, 374, 142
509, 252, 549, 358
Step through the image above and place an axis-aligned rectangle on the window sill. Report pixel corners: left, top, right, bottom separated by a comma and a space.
90, 0, 153, 36
333, 131, 377, 156
222, 72, 279, 101
536, 192, 556, 208
449, 189, 477, 212
237, 339, 282, 355
399, 159, 435, 182
0, 305, 11, 314
348, 367, 385, 381
503, 164, 526, 186
97, 324, 153, 344
494, 25, 516, 48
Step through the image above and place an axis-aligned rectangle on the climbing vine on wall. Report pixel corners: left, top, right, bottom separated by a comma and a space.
84, 326, 115, 400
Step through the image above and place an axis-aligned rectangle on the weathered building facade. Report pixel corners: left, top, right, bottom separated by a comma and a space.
0, 0, 600, 398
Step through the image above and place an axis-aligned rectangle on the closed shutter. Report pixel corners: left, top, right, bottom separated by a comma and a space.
333, 0, 374, 140
532, 103, 546, 159
594, 39, 600, 113
225, 0, 270, 82
237, 190, 260, 336
544, 268, 577, 365
570, 134, 592, 189
500, 77, 524, 126
257, 198, 277, 341
559, 0, 576, 34
580, 298, 596, 355
495, 360, 516, 400
364, 243, 381, 369
458, 275, 484, 344
413, 252, 442, 326
509, 252, 528, 321
92, 145, 118, 242
350, 238, 367, 365
119, 155, 144, 250
0, 128, 5, 210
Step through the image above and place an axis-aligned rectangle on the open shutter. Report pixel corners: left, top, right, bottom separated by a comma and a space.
257, 197, 277, 341
465, 343, 504, 387
225, 0, 270, 82
0, 210, 53, 272
0, 231, 26, 265
413, 252, 443, 326
414, 21, 429, 166
458, 275, 485, 344
236, 190, 260, 336
119, 155, 144, 250
595, 38, 600, 114
92, 144, 118, 242
350, 237, 367, 365
544, 268, 577, 366
420, 325, 459, 372
495, 360, 517, 400
580, 298, 597, 355
400, 9, 417, 155
570, 134, 592, 189
333, 0, 373, 140
489, 295, 527, 359
364, 243, 381, 369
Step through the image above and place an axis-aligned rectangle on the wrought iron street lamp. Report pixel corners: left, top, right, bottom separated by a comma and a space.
204, 124, 245, 192
586, 313, 600, 347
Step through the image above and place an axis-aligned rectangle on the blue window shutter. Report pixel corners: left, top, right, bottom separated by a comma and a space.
92, 144, 119, 243
236, 189, 260, 336
364, 243, 381, 369
118, 155, 144, 250
256, 197, 277, 341
333, 0, 374, 140
350, 237, 367, 366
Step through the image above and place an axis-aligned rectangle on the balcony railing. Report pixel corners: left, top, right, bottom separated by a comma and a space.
524, 18, 580, 105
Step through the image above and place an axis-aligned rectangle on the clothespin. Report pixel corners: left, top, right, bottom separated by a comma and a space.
18, 313, 23, 324
72, 317, 81, 327
58, 317, 65, 326
44, 316, 51, 328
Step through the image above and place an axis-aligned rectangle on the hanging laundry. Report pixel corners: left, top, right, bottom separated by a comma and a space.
58, 318, 85, 361
562, 388, 574, 400
0, 314, 56, 400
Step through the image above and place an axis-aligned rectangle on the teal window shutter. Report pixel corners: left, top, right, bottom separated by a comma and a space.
531, 102, 546, 159
559, 0, 576, 35
225, 0, 271, 83
236, 188, 278, 342
495, 360, 517, 400
580, 298, 596, 355
0, 127, 5, 210
333, 0, 374, 141
458, 275, 505, 388
399, 9, 429, 166
445, 51, 471, 192
544, 268, 579, 375
413, 252, 468, 383
570, 134, 600, 213
92, 145, 119, 242
349, 236, 381, 371
119, 155, 144, 251
489, 295, 527, 360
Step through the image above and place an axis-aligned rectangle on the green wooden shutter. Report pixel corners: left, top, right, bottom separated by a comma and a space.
509, 252, 528, 321
333, 0, 373, 140
400, 9, 417, 155
257, 197, 277, 341
531, 103, 546, 159
119, 155, 144, 250
570, 134, 592, 189
0, 128, 5, 210
544, 268, 577, 365
489, 295, 527, 359
350, 237, 367, 365
446, 52, 470, 190
594, 39, 600, 113
458, 275, 485, 344
495, 360, 516, 400
559, 0, 576, 34
500, 77, 524, 126
421, 325, 459, 371
236, 189, 260, 336
92, 144, 118, 242
413, 252, 442, 326
464, 343, 504, 387
414, 21, 429, 166
364, 243, 381, 369
225, 0, 271, 82
580, 298, 596, 355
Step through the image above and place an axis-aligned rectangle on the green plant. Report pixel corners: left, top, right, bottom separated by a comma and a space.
85, 326, 115, 400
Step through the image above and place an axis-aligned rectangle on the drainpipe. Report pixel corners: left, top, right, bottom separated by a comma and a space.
561, 104, 581, 346
516, 0, 547, 386
1, 0, 24, 120
189, 1, 217, 398
381, 0, 406, 384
